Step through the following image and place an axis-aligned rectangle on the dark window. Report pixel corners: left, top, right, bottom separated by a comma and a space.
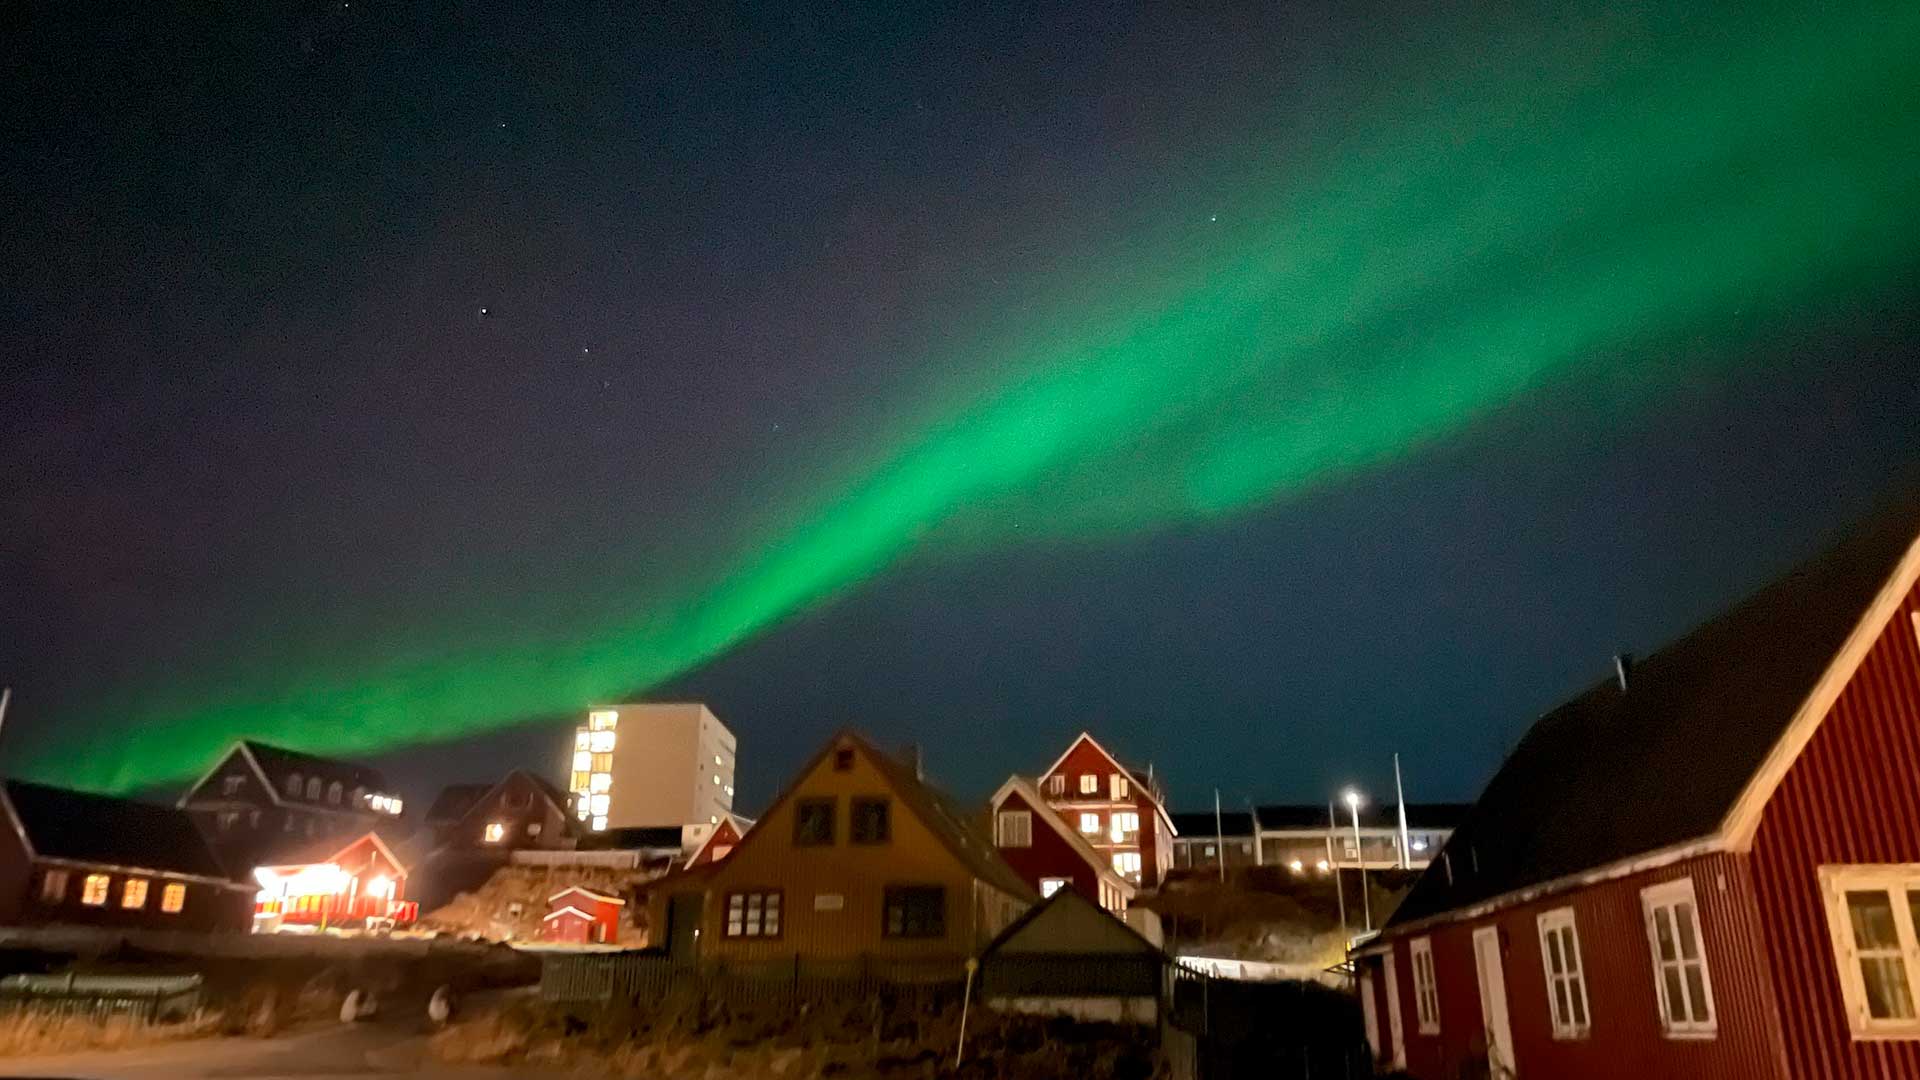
724, 891, 783, 938
218, 811, 239, 831
833, 747, 855, 771
222, 775, 244, 797
851, 797, 891, 844
794, 798, 835, 846
39, 869, 68, 903
286, 772, 303, 797
883, 886, 946, 939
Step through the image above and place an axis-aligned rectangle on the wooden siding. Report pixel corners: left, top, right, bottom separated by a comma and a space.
1751, 575, 1920, 1079
1042, 736, 1171, 886
1387, 853, 1787, 1080
994, 789, 1102, 900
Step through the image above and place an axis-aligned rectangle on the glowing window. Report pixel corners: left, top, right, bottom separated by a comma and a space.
81, 874, 110, 906
1040, 878, 1069, 898
1079, 813, 1100, 835
1112, 851, 1141, 877
39, 869, 68, 903
589, 772, 612, 793
1110, 811, 1140, 842
589, 730, 616, 753
572, 751, 592, 772
588, 709, 618, 731
591, 815, 608, 831
574, 731, 590, 750
589, 794, 610, 815
122, 878, 149, 909
1079, 774, 1098, 795
484, 822, 506, 844
161, 883, 186, 914
724, 891, 782, 938
1111, 774, 1130, 799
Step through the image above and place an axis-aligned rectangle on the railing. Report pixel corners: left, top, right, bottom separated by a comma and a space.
511, 850, 645, 869
0, 974, 202, 1024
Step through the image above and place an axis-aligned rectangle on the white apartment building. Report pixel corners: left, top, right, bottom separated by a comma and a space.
567, 703, 736, 832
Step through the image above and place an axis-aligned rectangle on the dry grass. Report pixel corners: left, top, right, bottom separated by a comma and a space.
0, 1007, 223, 1057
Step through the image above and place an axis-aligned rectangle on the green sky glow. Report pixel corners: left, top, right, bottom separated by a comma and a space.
26, 0, 1920, 792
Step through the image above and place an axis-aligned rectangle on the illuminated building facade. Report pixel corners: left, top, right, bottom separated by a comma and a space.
567, 703, 736, 832
251, 830, 417, 931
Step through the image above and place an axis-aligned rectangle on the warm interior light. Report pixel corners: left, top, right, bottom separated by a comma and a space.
591, 815, 608, 831
589, 730, 616, 752
589, 772, 612, 793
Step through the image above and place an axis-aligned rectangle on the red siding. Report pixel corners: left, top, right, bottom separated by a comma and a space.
995, 790, 1103, 899
1041, 735, 1171, 887
1387, 854, 1787, 1080
1751, 576, 1920, 1080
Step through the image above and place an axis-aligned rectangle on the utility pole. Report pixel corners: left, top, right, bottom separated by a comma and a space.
1394, 753, 1411, 871
1345, 789, 1372, 932
1329, 799, 1348, 945
1213, 788, 1225, 883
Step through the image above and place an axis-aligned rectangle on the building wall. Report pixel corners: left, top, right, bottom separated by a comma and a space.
19, 863, 251, 933
184, 750, 385, 868
994, 789, 1102, 900
1041, 737, 1169, 887
1750, 575, 1920, 1080
587, 704, 736, 830
453, 773, 572, 851
1385, 853, 1787, 1080
695, 737, 1022, 962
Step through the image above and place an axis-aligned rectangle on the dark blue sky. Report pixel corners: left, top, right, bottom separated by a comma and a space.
4, 1, 1917, 814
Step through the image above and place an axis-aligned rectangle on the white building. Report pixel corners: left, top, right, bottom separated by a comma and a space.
566, 703, 736, 832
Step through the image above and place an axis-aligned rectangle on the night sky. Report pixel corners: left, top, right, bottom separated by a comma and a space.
4, 0, 1918, 815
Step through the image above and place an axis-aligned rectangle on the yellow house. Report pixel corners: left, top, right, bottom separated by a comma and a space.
647, 731, 1032, 967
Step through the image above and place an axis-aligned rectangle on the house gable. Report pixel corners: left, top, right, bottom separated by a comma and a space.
987, 887, 1158, 958
989, 778, 1133, 906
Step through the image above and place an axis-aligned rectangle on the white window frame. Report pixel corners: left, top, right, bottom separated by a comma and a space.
1046, 775, 1065, 796
1536, 907, 1592, 1038
1113, 851, 1142, 877
1079, 812, 1101, 835
1111, 773, 1129, 799
1110, 811, 1139, 843
995, 810, 1033, 848
1817, 863, 1920, 1039
1640, 878, 1717, 1037
1079, 774, 1099, 795
1410, 936, 1441, 1034
1040, 877, 1070, 898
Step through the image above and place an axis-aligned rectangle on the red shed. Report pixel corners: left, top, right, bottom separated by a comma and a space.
541, 885, 624, 944
1355, 493, 1920, 1079
990, 775, 1135, 913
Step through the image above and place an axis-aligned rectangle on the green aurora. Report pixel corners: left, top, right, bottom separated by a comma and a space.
25, 0, 1920, 791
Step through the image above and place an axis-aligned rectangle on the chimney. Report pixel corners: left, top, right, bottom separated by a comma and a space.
1614, 652, 1633, 692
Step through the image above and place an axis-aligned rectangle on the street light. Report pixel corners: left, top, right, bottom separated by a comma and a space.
1344, 788, 1373, 932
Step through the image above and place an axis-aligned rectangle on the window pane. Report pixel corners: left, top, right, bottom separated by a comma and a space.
1847, 890, 1901, 949
1684, 966, 1710, 1023
1547, 930, 1564, 974
1859, 957, 1917, 1020
1662, 968, 1687, 1023
1553, 981, 1571, 1026
1569, 980, 1588, 1027
1561, 928, 1581, 976
1654, 908, 1677, 962
1675, 902, 1701, 961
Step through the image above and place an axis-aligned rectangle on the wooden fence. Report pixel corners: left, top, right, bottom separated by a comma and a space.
0, 973, 202, 1024
540, 951, 966, 1011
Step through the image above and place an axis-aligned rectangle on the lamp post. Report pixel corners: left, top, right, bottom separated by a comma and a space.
1344, 788, 1372, 932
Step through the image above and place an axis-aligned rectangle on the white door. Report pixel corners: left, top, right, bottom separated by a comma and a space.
1473, 926, 1517, 1078
1359, 971, 1381, 1062
1382, 951, 1407, 1070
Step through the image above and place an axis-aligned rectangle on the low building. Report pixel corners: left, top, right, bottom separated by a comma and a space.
1034, 732, 1177, 888
423, 770, 575, 852
177, 741, 406, 870
0, 781, 254, 933
1169, 811, 1258, 871
1354, 495, 1920, 1080
1170, 803, 1469, 875
251, 829, 418, 931
979, 885, 1167, 1025
540, 885, 626, 945
646, 730, 1031, 966
990, 775, 1135, 913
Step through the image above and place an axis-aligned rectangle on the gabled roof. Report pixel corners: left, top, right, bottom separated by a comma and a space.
982, 885, 1163, 959
3, 781, 237, 884
990, 776, 1135, 901
855, 733, 1033, 900
1254, 803, 1472, 833
255, 826, 417, 876
181, 740, 390, 811
1390, 492, 1920, 931
684, 814, 750, 868
1038, 732, 1175, 833
423, 784, 491, 826
548, 885, 625, 906
542, 904, 597, 923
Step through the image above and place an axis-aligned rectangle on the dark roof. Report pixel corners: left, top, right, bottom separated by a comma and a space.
982, 885, 1163, 959
1255, 803, 1473, 832
423, 784, 491, 826
1172, 811, 1255, 838
240, 741, 388, 794
581, 826, 685, 851
254, 824, 422, 872
4, 781, 233, 881
1391, 493, 1920, 929
858, 733, 1035, 900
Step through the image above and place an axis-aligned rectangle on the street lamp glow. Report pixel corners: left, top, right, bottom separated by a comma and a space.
1343, 788, 1364, 810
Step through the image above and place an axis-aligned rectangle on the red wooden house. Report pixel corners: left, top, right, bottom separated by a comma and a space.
251, 829, 418, 931
1036, 733, 1177, 889
541, 885, 626, 944
683, 813, 749, 869
1355, 494, 1920, 1079
990, 775, 1135, 914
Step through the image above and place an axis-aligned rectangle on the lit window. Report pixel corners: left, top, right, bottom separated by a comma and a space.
1112, 852, 1142, 877
1079, 774, 1098, 795
1538, 908, 1591, 1038
569, 770, 589, 793
589, 730, 616, 753
1641, 878, 1716, 1036
589, 793, 610, 815
724, 785, 734, 797
1204, 845, 1216, 857
82, 874, 111, 906
714, 754, 723, 766
1315, 859, 1330, 873
572, 751, 592, 772
710, 844, 732, 860
724, 891, 782, 938
591, 815, 607, 831
1287, 860, 1304, 873
589, 772, 612, 793
1411, 937, 1441, 1034
1040, 878, 1069, 898
1818, 865, 1920, 1036
588, 709, 618, 731
1111, 774, 1130, 799
161, 883, 186, 914
484, 822, 506, 843
713, 774, 721, 785
122, 878, 149, 910
591, 753, 613, 772
996, 811, 1033, 848
575, 731, 590, 750
39, 869, 67, 903
1079, 813, 1100, 835
1110, 811, 1139, 843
